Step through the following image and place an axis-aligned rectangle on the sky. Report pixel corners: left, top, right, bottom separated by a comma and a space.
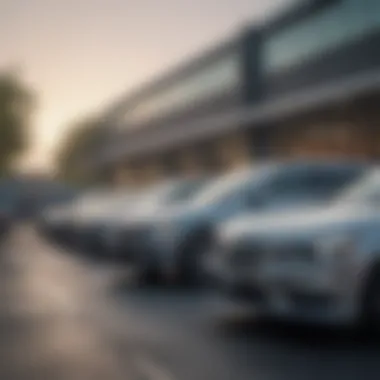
0, 0, 290, 172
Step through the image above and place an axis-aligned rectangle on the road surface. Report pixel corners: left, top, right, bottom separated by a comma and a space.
2, 224, 380, 380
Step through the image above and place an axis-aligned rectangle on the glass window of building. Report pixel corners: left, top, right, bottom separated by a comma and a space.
264, 0, 380, 74
120, 52, 240, 128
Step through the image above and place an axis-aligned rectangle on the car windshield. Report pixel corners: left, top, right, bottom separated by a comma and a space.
191, 164, 277, 207
336, 170, 380, 205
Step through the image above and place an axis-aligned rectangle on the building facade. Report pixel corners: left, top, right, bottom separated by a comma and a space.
93, 0, 380, 187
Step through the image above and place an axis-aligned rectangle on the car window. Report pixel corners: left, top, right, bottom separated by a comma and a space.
264, 166, 363, 201
337, 170, 380, 205
164, 179, 208, 203
191, 165, 277, 207
305, 167, 363, 196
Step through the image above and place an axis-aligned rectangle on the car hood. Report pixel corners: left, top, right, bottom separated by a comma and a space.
220, 204, 380, 241
113, 202, 210, 228
73, 200, 138, 225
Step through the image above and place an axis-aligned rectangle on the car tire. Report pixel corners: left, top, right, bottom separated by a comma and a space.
361, 265, 380, 334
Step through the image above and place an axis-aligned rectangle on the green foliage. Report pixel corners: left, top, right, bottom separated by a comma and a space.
0, 70, 34, 174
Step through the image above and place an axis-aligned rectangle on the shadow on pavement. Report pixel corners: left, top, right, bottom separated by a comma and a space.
213, 310, 380, 350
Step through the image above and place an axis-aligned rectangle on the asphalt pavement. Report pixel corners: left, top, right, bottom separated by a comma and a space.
1, 224, 380, 380
114, 284, 380, 380
0, 224, 144, 380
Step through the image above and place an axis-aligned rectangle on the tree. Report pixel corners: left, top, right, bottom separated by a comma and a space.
55, 116, 105, 185
0, 70, 35, 175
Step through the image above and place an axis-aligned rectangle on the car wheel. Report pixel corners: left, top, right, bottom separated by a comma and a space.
361, 266, 380, 333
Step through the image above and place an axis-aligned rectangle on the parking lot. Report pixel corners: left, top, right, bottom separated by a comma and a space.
0, 223, 380, 380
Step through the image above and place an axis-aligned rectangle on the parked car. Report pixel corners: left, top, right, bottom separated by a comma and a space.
38, 188, 104, 241
115, 160, 366, 285
38, 200, 78, 242
71, 190, 137, 255
52, 189, 121, 249
210, 167, 380, 329
98, 177, 209, 262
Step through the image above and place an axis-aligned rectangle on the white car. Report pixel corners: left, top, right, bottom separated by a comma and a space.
68, 189, 136, 253
38, 200, 77, 241
120, 160, 366, 285
99, 177, 209, 264
211, 168, 380, 330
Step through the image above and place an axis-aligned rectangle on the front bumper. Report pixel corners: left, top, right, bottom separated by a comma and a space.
211, 257, 358, 326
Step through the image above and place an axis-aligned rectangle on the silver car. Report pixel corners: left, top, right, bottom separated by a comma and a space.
100, 177, 209, 265
212, 168, 380, 329
136, 160, 366, 285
